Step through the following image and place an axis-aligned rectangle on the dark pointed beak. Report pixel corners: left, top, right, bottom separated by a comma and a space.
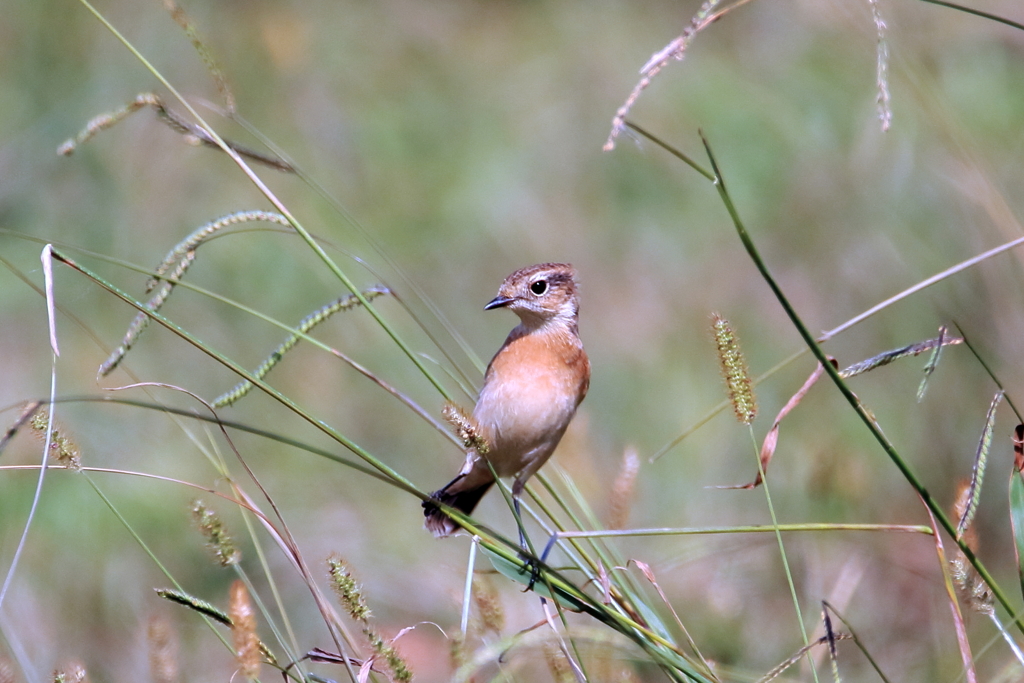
484, 295, 513, 311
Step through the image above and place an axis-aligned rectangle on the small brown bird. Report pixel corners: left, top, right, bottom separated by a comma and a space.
424, 263, 591, 537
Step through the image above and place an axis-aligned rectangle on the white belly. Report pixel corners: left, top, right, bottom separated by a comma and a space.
472, 364, 579, 477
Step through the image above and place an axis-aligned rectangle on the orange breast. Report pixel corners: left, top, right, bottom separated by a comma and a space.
472, 326, 589, 477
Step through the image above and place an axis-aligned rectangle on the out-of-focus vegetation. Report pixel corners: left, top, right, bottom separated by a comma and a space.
2, 0, 1024, 681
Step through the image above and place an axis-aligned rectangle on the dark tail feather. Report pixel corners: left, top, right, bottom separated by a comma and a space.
423, 478, 493, 538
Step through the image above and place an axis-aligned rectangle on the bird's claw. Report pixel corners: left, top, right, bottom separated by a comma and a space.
517, 552, 543, 591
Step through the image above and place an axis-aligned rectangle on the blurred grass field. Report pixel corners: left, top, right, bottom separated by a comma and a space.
2, 0, 1024, 681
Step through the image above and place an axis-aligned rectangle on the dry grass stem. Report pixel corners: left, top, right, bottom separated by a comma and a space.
926, 509, 978, 682
604, 0, 725, 150
720, 360, 831, 490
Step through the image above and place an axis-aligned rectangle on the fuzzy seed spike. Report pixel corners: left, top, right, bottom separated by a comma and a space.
191, 500, 240, 567
229, 580, 261, 680
711, 313, 757, 425
327, 554, 371, 623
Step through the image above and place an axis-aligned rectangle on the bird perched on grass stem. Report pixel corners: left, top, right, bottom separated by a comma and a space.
423, 263, 590, 538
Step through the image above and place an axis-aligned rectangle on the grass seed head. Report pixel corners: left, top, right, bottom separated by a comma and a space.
327, 554, 372, 623
229, 580, 261, 680
30, 410, 81, 471
711, 313, 757, 425
472, 575, 505, 634
190, 500, 240, 566
442, 402, 490, 454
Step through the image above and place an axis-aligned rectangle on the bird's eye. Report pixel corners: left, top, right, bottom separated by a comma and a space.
530, 280, 548, 296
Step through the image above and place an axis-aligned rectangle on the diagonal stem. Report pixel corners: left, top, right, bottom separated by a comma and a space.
697, 130, 1024, 635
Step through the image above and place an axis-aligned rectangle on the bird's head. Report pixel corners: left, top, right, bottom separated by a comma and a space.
485, 262, 580, 327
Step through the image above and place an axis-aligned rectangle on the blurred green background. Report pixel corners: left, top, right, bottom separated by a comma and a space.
2, 0, 1024, 681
